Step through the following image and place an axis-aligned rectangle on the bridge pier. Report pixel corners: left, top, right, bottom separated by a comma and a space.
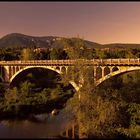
101, 66, 105, 78
94, 66, 97, 82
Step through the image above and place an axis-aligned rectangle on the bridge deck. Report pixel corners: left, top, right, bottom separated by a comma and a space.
0, 58, 139, 66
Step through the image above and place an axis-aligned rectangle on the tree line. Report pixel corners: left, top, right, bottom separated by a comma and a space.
0, 38, 139, 61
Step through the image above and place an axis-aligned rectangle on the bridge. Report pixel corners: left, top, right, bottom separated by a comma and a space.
0, 58, 140, 91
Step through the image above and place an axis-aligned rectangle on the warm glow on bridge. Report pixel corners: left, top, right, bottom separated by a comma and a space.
0, 59, 139, 66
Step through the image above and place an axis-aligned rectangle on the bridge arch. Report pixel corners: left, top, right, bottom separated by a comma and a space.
61, 67, 66, 73
10, 66, 80, 91
96, 66, 102, 80
96, 66, 140, 86
104, 66, 110, 76
112, 66, 119, 72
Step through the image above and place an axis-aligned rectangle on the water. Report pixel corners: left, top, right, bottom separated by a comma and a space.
0, 108, 71, 138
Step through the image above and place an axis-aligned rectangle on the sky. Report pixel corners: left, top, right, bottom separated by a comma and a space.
1, 2, 140, 44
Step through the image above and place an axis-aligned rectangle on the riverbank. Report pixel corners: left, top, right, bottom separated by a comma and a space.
0, 91, 73, 120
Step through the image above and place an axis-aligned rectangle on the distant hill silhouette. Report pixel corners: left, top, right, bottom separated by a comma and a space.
103, 43, 140, 49
0, 33, 57, 48
0, 33, 140, 49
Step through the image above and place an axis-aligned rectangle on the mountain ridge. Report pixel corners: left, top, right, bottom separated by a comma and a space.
0, 33, 140, 49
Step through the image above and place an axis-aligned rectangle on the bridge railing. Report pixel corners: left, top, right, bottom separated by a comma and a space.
94, 58, 140, 65
0, 58, 139, 65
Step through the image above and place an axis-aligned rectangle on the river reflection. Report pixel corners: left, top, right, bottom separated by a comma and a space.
0, 108, 71, 138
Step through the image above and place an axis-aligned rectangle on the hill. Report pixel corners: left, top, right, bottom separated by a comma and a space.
1, 33, 140, 49
0, 33, 57, 48
103, 43, 140, 49
0, 33, 102, 49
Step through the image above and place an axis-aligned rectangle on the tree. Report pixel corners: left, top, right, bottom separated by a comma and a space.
117, 103, 140, 139
61, 37, 87, 59
4, 87, 19, 104
20, 48, 35, 60
49, 48, 59, 60
60, 43, 125, 138
19, 81, 34, 97
61, 60, 91, 137
50, 85, 63, 99
4, 87, 19, 112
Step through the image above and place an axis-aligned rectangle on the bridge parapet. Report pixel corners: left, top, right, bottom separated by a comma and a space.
0, 58, 139, 66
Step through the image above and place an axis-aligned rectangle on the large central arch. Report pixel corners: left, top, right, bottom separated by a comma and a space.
96, 66, 140, 86
10, 66, 80, 91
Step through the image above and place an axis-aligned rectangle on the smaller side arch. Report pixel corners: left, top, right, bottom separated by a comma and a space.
96, 66, 102, 80
56, 67, 60, 71
112, 66, 119, 72
104, 66, 110, 76
61, 67, 66, 74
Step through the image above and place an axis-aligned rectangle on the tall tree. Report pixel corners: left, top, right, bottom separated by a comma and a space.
49, 48, 59, 60
20, 48, 35, 60
62, 59, 124, 138
61, 37, 88, 59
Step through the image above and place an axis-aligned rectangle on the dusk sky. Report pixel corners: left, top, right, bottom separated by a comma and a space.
1, 2, 140, 44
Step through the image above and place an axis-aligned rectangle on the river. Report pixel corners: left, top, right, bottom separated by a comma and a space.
0, 108, 71, 138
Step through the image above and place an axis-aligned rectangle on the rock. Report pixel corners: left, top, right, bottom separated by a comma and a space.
51, 109, 59, 116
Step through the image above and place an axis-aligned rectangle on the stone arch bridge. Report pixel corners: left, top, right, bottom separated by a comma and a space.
0, 58, 140, 91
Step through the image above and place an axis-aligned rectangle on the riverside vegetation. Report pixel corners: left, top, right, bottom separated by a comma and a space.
0, 37, 139, 138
